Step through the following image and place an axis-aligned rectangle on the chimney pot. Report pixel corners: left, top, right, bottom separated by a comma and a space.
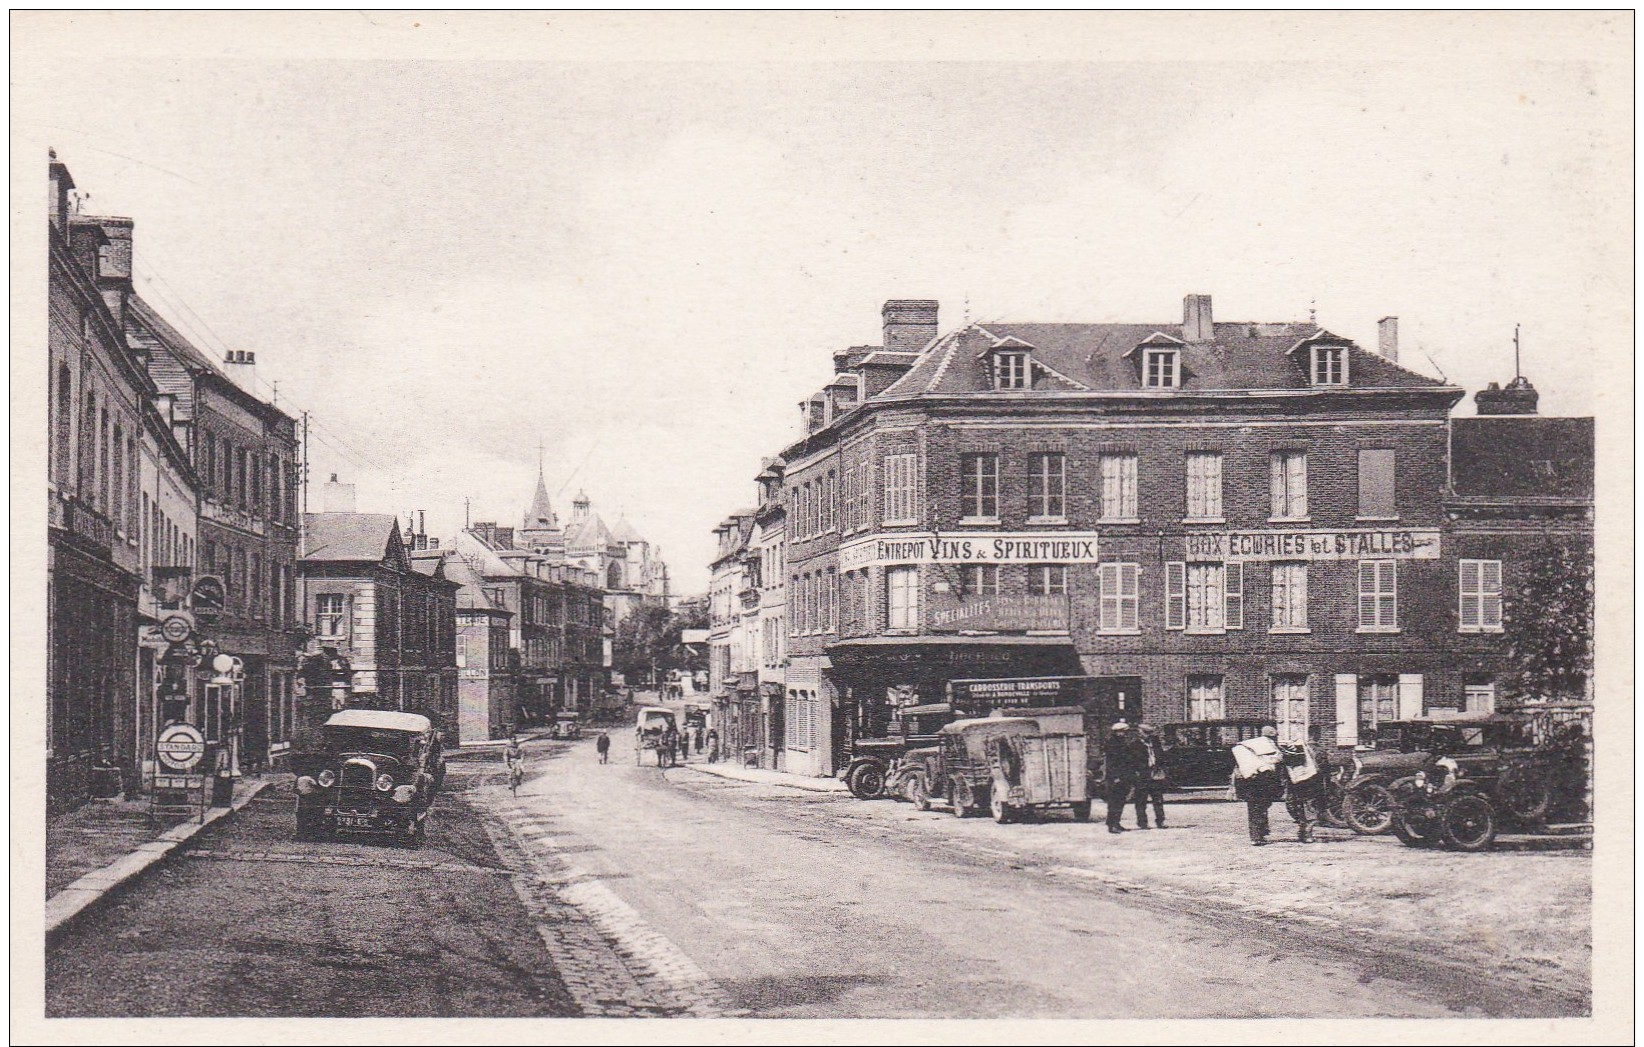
1183, 294, 1214, 342
1378, 316, 1400, 363
881, 299, 939, 352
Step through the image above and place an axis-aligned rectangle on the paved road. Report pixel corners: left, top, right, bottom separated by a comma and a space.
487, 738, 1510, 1019
45, 772, 577, 1017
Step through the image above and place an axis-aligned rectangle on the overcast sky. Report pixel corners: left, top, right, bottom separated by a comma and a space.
16, 14, 1629, 593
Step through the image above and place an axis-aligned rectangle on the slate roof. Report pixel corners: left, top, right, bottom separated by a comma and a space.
302, 513, 400, 562
611, 516, 645, 544
1450, 417, 1594, 500
877, 321, 1450, 399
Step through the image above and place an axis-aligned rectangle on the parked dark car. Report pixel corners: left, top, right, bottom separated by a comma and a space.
844, 702, 957, 799
293, 709, 445, 846
1156, 719, 1276, 788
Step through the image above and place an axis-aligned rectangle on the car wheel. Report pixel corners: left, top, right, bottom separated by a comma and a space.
1345, 782, 1396, 835
950, 777, 975, 818
1070, 800, 1093, 822
848, 761, 887, 800
1393, 808, 1441, 847
1321, 782, 1350, 828
1441, 794, 1497, 852
906, 773, 932, 812
1495, 763, 1553, 823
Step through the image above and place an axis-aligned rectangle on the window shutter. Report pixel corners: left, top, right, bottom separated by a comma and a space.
1270, 454, 1286, 517
1358, 561, 1376, 627
1458, 560, 1480, 630
1120, 563, 1139, 630
1165, 562, 1185, 630
1380, 561, 1397, 628
1482, 560, 1503, 627
1397, 674, 1424, 720
1334, 674, 1358, 747
1224, 561, 1244, 630
1099, 563, 1118, 631
1288, 453, 1308, 517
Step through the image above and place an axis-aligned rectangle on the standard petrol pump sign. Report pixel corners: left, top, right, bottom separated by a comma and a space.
156, 722, 207, 773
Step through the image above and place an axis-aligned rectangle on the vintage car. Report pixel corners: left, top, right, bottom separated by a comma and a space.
910, 710, 1094, 824
1156, 719, 1276, 788
635, 705, 678, 766
1343, 714, 1569, 835
293, 709, 445, 846
843, 702, 956, 800
553, 712, 583, 740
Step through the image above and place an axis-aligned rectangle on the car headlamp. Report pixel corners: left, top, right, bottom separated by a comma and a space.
317, 769, 336, 788
375, 773, 395, 792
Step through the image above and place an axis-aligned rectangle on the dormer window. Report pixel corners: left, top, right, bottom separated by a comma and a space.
1144, 348, 1179, 388
1311, 345, 1347, 386
994, 351, 1029, 390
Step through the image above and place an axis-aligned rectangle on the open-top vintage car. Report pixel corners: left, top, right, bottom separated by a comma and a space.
293, 710, 446, 847
843, 702, 956, 800
1343, 714, 1573, 835
1387, 755, 1500, 851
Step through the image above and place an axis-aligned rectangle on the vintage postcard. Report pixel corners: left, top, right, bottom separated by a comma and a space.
10, 11, 1632, 1045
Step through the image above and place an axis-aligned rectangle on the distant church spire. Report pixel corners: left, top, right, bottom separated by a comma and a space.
524, 440, 557, 531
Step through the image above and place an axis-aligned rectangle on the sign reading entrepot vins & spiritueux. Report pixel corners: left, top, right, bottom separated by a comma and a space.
839, 532, 1100, 571
1184, 528, 1441, 562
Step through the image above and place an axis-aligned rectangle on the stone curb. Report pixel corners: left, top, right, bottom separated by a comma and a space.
44, 778, 273, 943
680, 763, 847, 794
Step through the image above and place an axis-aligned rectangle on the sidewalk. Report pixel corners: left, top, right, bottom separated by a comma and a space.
45, 775, 273, 939
682, 761, 847, 794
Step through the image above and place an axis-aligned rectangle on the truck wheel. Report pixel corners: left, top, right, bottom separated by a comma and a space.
1345, 782, 1396, 835
1441, 794, 1497, 852
1070, 800, 1093, 822
990, 794, 1015, 824
950, 777, 975, 818
848, 761, 887, 800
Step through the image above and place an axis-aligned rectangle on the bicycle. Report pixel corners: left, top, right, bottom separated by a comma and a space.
508, 758, 525, 796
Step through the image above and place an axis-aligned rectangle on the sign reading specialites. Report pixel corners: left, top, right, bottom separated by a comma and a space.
1183, 528, 1441, 562
839, 532, 1100, 570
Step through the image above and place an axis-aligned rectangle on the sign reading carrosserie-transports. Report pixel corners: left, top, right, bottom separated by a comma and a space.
1183, 528, 1441, 562
839, 532, 1100, 570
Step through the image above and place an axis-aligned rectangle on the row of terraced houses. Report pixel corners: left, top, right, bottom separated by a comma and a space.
707, 297, 1593, 778
45, 154, 656, 812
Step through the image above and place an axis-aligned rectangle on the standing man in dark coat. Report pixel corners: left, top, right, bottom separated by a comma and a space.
1132, 724, 1169, 829
1103, 721, 1139, 834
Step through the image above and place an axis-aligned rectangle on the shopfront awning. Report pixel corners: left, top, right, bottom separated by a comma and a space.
826, 634, 1082, 691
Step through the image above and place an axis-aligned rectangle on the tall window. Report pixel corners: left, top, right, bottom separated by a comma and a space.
1027, 564, 1067, 597
1357, 674, 1398, 736
1185, 452, 1222, 520
1187, 675, 1224, 720
1458, 559, 1504, 633
315, 593, 345, 637
251, 552, 264, 618
994, 352, 1029, 390
1270, 563, 1308, 631
886, 566, 919, 630
960, 564, 999, 596
1311, 345, 1347, 386
98, 408, 110, 511
1185, 563, 1223, 632
111, 424, 125, 529
1098, 562, 1139, 632
1358, 449, 1396, 518
1272, 675, 1309, 744
883, 453, 919, 525
1170, 561, 1242, 632
1358, 560, 1398, 632
53, 363, 72, 484
1099, 453, 1138, 520
960, 453, 999, 520
1144, 349, 1179, 388
1028, 452, 1065, 519
1270, 451, 1308, 520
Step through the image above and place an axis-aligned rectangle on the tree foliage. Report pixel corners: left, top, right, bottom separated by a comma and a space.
612, 600, 708, 684
1501, 538, 1594, 702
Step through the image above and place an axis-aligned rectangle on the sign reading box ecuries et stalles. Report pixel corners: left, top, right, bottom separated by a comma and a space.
1183, 528, 1441, 561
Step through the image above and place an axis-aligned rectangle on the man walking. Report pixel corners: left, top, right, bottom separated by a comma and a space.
1231, 725, 1284, 845
1132, 723, 1168, 829
1103, 721, 1138, 834
595, 731, 611, 764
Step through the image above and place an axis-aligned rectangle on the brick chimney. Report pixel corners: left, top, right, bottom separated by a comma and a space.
1183, 294, 1214, 342
323, 473, 356, 513
224, 349, 258, 392
882, 300, 939, 352
1378, 316, 1399, 363
48, 150, 74, 237
1475, 377, 1539, 416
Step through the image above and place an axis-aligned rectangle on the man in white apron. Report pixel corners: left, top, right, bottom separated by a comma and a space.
1231, 726, 1284, 845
